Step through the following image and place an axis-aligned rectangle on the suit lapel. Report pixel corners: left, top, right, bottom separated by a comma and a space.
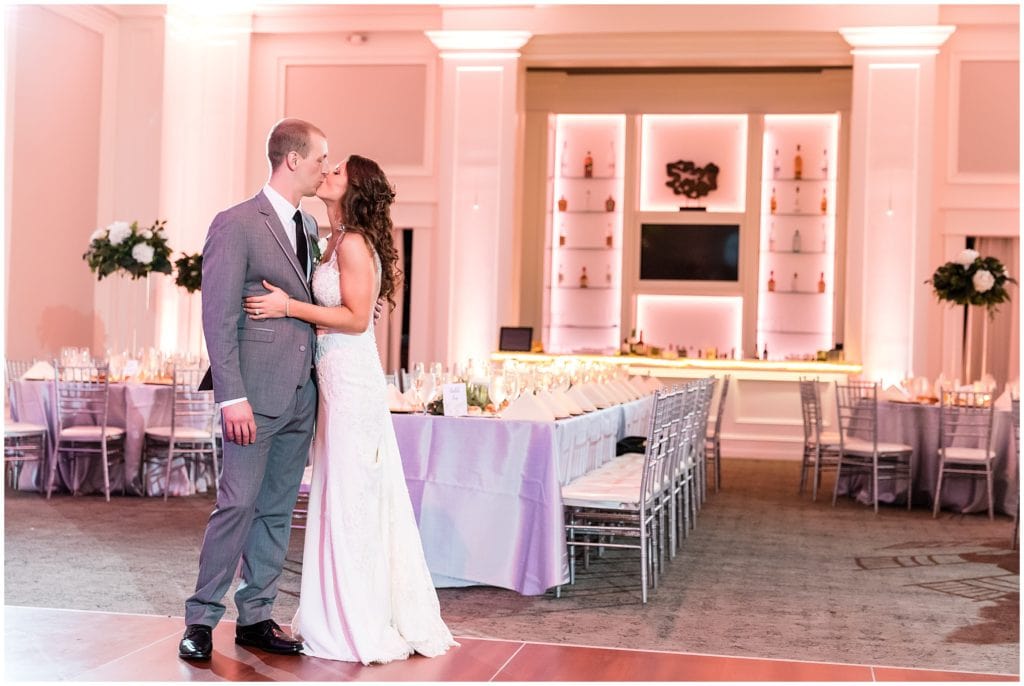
255, 192, 312, 300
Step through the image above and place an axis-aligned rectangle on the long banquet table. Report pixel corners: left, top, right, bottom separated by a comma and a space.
391, 396, 653, 596
836, 400, 1017, 514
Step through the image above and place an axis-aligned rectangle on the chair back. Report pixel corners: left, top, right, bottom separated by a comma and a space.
799, 378, 826, 445
170, 366, 217, 435
712, 375, 731, 437
938, 390, 995, 456
53, 362, 112, 435
834, 380, 879, 451
5, 359, 35, 420
639, 388, 678, 507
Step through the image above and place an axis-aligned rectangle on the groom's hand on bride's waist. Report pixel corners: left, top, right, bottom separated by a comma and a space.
222, 401, 257, 445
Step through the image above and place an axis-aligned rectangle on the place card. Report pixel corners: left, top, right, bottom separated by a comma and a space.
442, 383, 468, 417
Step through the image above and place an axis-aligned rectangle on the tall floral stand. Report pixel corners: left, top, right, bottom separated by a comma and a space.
963, 305, 991, 385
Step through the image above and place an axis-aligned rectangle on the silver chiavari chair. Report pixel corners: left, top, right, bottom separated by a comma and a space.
933, 390, 997, 520
798, 378, 841, 501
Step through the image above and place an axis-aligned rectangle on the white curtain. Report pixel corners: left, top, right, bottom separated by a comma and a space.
966, 237, 1019, 391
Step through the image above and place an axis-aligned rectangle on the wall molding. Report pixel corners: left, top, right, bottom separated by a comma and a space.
946, 50, 1020, 185
274, 55, 437, 178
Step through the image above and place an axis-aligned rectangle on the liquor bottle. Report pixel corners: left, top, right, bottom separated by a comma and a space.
820, 148, 829, 178
607, 140, 616, 177
767, 270, 776, 292
770, 187, 778, 214
579, 266, 589, 288
558, 195, 568, 212
821, 222, 827, 252
792, 228, 802, 253
620, 337, 630, 355
583, 150, 594, 178
605, 263, 612, 285
818, 272, 826, 293
794, 185, 802, 212
792, 271, 799, 292
605, 195, 615, 212
820, 188, 828, 214
762, 343, 769, 361
605, 224, 613, 248
636, 330, 646, 356
585, 189, 592, 210
793, 143, 803, 180
558, 264, 564, 285
560, 140, 568, 176
768, 224, 776, 251
772, 148, 781, 179
558, 226, 566, 246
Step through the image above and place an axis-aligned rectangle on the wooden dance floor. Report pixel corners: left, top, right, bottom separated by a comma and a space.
5, 606, 1015, 682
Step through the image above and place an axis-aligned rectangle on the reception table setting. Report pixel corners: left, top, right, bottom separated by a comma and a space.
835, 377, 1018, 514
384, 359, 659, 594
8, 349, 209, 497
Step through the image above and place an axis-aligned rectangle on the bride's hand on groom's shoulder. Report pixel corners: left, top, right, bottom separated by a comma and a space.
243, 280, 288, 320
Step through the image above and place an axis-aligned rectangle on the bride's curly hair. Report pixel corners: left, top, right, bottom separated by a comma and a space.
340, 155, 402, 311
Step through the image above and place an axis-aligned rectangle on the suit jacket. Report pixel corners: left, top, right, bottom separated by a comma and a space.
201, 191, 317, 417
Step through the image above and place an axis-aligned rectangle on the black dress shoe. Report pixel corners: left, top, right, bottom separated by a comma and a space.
235, 619, 303, 655
179, 624, 213, 661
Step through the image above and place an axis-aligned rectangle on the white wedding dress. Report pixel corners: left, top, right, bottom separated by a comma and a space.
291, 234, 457, 664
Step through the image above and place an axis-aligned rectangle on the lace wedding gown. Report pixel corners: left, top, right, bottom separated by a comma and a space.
291, 235, 457, 664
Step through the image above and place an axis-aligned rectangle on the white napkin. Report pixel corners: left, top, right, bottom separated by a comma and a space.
638, 376, 663, 393
22, 360, 55, 380
579, 383, 612, 409
593, 384, 622, 405
501, 393, 557, 422
882, 385, 911, 402
567, 385, 598, 412
608, 380, 634, 403
626, 377, 650, 396
551, 389, 584, 415
612, 380, 639, 401
387, 384, 414, 412
535, 390, 570, 419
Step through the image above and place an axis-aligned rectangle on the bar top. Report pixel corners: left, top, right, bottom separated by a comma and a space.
490, 351, 862, 380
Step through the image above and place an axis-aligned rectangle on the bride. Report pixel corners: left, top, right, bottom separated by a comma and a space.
242, 154, 457, 664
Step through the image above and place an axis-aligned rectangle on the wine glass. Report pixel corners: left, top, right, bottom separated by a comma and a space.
504, 371, 520, 402
418, 372, 436, 414
489, 374, 507, 412
411, 364, 426, 409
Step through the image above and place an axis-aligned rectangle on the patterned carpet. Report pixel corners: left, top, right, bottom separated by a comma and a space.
4, 458, 1018, 675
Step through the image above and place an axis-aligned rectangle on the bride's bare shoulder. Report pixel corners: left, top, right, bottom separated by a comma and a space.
337, 230, 373, 264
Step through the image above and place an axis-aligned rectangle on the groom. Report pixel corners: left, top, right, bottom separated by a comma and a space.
179, 118, 327, 661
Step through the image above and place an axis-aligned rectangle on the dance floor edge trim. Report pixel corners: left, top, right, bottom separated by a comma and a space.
4, 606, 1015, 682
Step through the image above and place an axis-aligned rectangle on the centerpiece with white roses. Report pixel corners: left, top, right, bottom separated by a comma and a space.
927, 248, 1016, 314
84, 219, 174, 280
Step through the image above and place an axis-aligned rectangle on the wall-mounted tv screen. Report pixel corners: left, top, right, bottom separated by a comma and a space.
640, 223, 739, 281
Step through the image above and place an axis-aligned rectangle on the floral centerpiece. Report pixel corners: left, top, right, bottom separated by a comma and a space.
174, 252, 203, 293
84, 219, 173, 280
927, 249, 1016, 314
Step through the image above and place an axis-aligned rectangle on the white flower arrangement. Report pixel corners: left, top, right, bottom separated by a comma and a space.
83, 219, 173, 280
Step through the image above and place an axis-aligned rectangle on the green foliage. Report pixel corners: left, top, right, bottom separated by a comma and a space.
927, 254, 1016, 314
174, 252, 203, 293
83, 220, 173, 281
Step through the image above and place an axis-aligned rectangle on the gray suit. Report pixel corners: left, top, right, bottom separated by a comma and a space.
186, 191, 318, 628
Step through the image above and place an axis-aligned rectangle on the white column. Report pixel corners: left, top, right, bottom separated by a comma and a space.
424, 30, 530, 367
840, 26, 954, 384
156, 7, 253, 357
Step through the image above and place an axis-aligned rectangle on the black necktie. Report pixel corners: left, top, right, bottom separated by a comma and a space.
293, 210, 308, 277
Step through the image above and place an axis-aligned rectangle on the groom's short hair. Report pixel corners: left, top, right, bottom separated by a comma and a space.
267, 118, 325, 171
